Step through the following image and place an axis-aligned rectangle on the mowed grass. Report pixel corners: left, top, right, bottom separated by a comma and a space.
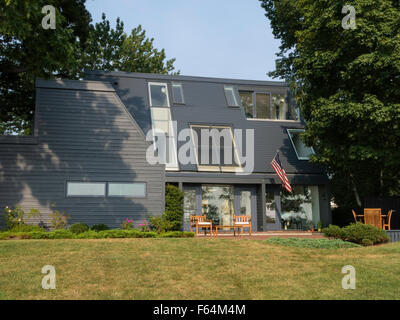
0, 238, 399, 300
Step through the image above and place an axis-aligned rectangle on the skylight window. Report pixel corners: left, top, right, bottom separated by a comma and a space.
287, 129, 314, 160
224, 86, 239, 107
149, 82, 170, 107
172, 82, 184, 104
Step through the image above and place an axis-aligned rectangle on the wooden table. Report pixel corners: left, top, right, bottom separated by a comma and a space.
214, 225, 243, 237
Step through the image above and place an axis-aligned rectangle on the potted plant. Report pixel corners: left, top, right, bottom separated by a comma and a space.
317, 220, 323, 232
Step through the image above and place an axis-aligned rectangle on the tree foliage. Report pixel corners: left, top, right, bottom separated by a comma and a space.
1, 3, 177, 134
260, 0, 400, 207
0, 0, 91, 134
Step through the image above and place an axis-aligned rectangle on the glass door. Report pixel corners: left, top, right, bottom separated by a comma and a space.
234, 186, 256, 231
266, 185, 282, 230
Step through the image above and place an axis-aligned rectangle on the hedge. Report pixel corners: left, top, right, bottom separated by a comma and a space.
323, 223, 390, 246
0, 229, 195, 240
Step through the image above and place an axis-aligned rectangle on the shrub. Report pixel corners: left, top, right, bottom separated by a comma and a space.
3, 206, 41, 229
322, 225, 344, 238
49, 206, 70, 230
323, 223, 389, 246
9, 224, 44, 232
69, 223, 90, 234
266, 237, 360, 249
149, 216, 174, 234
121, 218, 134, 229
342, 223, 389, 245
91, 223, 109, 232
163, 184, 184, 231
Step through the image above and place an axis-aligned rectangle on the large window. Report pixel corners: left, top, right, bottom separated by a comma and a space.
108, 183, 146, 197
280, 185, 320, 230
67, 182, 106, 197
190, 125, 241, 171
148, 82, 178, 170
172, 82, 184, 104
287, 129, 314, 160
150, 107, 178, 169
201, 185, 234, 225
239, 90, 299, 121
149, 82, 170, 107
224, 85, 239, 107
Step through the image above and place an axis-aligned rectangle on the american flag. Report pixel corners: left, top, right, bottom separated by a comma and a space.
270, 151, 292, 193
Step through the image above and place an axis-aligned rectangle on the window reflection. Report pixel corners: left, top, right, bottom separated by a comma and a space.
201, 185, 234, 225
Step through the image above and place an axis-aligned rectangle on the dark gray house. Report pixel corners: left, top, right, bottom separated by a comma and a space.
0, 71, 331, 230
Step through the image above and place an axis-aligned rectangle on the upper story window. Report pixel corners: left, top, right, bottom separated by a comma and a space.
150, 107, 179, 170
172, 82, 185, 104
287, 129, 314, 160
149, 82, 170, 107
239, 90, 299, 121
190, 125, 241, 172
239, 91, 254, 118
224, 85, 239, 107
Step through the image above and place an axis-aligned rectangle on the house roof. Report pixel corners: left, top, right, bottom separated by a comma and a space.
84, 71, 325, 176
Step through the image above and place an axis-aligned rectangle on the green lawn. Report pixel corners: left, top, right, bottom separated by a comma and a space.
0, 238, 399, 300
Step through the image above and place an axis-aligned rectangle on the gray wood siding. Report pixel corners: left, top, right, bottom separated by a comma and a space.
0, 81, 164, 228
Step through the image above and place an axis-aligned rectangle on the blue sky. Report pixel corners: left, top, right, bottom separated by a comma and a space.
85, 0, 281, 80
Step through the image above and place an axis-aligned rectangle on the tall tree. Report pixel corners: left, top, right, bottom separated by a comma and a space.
82, 14, 177, 75
0, 0, 91, 134
260, 0, 400, 207
0, 7, 178, 134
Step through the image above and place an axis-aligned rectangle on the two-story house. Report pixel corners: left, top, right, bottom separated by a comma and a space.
0, 71, 331, 230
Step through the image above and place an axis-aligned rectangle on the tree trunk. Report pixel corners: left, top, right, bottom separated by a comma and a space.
350, 173, 362, 207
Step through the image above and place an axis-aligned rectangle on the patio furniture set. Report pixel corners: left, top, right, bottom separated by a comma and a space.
189, 214, 251, 237
352, 208, 393, 230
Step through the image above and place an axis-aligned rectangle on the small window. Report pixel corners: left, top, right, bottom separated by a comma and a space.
224, 85, 239, 107
149, 82, 169, 107
287, 129, 314, 160
108, 183, 146, 197
67, 182, 106, 197
172, 82, 184, 104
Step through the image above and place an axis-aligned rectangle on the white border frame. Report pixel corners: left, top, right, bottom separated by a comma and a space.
287, 129, 315, 160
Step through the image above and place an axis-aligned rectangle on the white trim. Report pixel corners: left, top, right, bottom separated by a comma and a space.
287, 129, 315, 160
148, 82, 170, 107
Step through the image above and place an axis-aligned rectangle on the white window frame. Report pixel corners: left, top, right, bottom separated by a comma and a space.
148, 82, 170, 107
150, 107, 179, 171
172, 82, 185, 104
224, 85, 239, 107
189, 124, 242, 172
287, 129, 315, 160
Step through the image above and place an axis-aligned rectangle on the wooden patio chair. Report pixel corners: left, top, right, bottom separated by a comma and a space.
382, 210, 393, 231
233, 215, 251, 236
189, 214, 212, 236
352, 210, 364, 223
364, 208, 382, 229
